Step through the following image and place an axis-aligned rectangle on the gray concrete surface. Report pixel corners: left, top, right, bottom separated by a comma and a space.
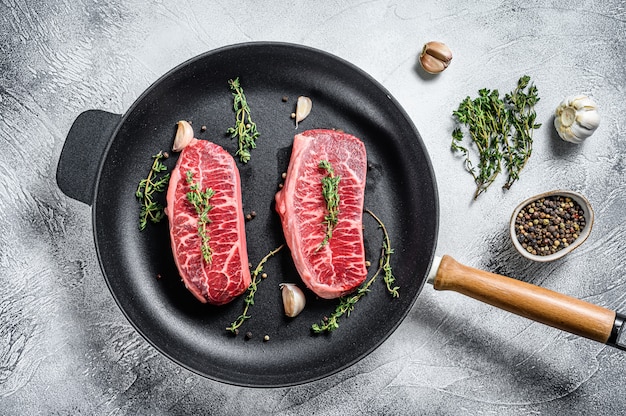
2, 0, 626, 414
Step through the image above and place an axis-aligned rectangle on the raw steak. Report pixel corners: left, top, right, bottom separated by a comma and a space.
275, 129, 368, 299
166, 138, 250, 305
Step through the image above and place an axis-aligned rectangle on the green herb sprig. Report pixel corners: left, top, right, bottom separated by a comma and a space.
227, 77, 259, 163
318, 160, 340, 250
451, 75, 541, 199
367, 209, 398, 297
226, 244, 285, 334
311, 210, 397, 333
136, 151, 170, 230
502, 76, 541, 187
185, 171, 215, 264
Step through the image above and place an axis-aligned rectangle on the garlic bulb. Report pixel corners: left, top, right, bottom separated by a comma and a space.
554, 95, 600, 143
279, 283, 306, 317
172, 120, 194, 152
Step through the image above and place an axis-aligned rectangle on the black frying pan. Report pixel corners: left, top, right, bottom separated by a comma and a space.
56, 42, 625, 387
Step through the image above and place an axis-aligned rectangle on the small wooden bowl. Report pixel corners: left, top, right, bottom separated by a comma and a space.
510, 190, 594, 262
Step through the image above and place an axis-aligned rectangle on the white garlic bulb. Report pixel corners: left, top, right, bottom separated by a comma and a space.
554, 95, 600, 143
279, 283, 306, 317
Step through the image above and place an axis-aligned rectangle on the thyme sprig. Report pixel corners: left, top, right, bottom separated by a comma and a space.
503, 76, 541, 187
311, 210, 397, 333
318, 160, 340, 250
366, 209, 398, 297
136, 151, 170, 230
451, 75, 541, 199
226, 244, 285, 334
226, 77, 259, 163
185, 171, 215, 264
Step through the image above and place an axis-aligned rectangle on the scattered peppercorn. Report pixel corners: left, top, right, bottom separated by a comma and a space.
263, 335, 270, 342
515, 195, 586, 256
282, 95, 288, 102
245, 331, 253, 340
200, 125, 207, 132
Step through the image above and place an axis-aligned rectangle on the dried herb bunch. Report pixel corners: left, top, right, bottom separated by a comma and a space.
451, 75, 541, 199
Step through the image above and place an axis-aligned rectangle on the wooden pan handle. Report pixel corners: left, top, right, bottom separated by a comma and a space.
432, 255, 620, 344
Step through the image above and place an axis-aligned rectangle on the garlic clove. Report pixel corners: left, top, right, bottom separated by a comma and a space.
419, 41, 452, 74
295, 96, 312, 128
571, 95, 596, 111
569, 123, 594, 141
172, 120, 194, 152
279, 283, 306, 317
577, 109, 601, 130
420, 54, 447, 74
558, 128, 578, 143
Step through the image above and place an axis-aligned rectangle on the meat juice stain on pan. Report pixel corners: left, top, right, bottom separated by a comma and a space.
65, 43, 435, 387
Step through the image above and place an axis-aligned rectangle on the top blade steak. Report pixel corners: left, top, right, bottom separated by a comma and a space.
166, 138, 251, 305
275, 129, 368, 299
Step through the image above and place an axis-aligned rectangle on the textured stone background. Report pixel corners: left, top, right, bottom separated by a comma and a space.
1, 0, 626, 414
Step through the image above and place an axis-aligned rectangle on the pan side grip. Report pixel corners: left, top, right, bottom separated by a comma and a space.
432, 255, 624, 349
56, 110, 121, 206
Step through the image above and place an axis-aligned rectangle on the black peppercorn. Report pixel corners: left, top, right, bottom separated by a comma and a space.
514, 195, 586, 256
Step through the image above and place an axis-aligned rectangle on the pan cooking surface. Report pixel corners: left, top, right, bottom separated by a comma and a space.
93, 42, 438, 387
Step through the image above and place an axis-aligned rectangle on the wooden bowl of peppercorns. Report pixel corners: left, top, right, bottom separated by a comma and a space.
510, 190, 594, 262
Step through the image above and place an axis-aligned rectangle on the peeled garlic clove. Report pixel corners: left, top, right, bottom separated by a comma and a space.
419, 41, 452, 74
295, 96, 312, 128
554, 95, 600, 144
280, 283, 306, 317
172, 120, 194, 152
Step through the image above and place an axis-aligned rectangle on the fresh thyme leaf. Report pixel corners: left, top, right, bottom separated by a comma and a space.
318, 160, 340, 250
136, 151, 170, 230
451, 75, 541, 199
226, 77, 259, 163
311, 209, 397, 334
226, 244, 285, 334
185, 171, 215, 264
